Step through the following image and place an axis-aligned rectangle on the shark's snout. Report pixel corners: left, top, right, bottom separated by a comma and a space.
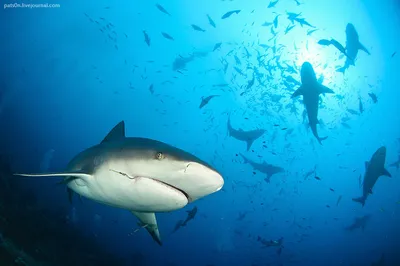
182, 162, 224, 202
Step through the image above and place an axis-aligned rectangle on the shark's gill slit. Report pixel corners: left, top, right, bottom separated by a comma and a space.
184, 163, 191, 173
109, 169, 137, 179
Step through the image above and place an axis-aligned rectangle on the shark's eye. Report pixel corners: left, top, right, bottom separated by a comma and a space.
155, 152, 164, 160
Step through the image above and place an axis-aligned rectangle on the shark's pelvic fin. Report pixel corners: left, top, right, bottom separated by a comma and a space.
291, 86, 304, 98
318, 84, 334, 94
131, 211, 162, 246
13, 171, 92, 180
382, 168, 391, 177
101, 121, 126, 144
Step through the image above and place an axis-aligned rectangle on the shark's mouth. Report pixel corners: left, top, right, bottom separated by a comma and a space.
149, 178, 191, 202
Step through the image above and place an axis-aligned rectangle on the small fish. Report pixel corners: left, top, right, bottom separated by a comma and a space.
143, 30, 151, 46
329, 188, 335, 192
161, 32, 174, 40
213, 42, 222, 51
155, 3, 171, 16
149, 84, 154, 94
268, 0, 279, 8
199, 95, 219, 109
358, 97, 364, 113
336, 195, 342, 206
273, 15, 280, 28
318, 39, 331, 46
307, 29, 318, 35
207, 14, 216, 28
221, 10, 241, 19
368, 92, 378, 103
391, 51, 396, 58
347, 108, 359, 115
284, 24, 295, 34
314, 176, 321, 181
261, 21, 273, 27
191, 24, 205, 32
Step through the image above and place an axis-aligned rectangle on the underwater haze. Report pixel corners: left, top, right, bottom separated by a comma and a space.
1, 0, 400, 265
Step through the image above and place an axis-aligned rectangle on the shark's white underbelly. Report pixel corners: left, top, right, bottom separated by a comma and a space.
69, 162, 189, 212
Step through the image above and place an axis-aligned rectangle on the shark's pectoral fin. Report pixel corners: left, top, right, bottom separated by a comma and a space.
318, 84, 334, 94
382, 168, 391, 177
14, 171, 92, 180
291, 86, 304, 98
358, 42, 370, 55
131, 211, 162, 246
101, 121, 126, 144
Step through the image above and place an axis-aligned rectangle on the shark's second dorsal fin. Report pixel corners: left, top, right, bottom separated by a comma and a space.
101, 121, 126, 144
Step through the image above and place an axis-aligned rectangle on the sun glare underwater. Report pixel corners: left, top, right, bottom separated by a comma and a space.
1, 0, 400, 265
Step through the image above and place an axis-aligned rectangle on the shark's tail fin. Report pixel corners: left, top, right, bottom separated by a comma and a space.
317, 136, 328, 145
352, 197, 366, 207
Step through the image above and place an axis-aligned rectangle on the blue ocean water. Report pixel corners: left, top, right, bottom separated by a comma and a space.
1, 0, 400, 265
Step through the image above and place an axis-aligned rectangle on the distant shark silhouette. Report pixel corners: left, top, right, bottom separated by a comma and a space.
353, 146, 391, 207
344, 214, 371, 231
227, 116, 266, 151
291, 62, 334, 144
337, 23, 370, 73
14, 121, 224, 245
181, 206, 197, 226
240, 153, 284, 183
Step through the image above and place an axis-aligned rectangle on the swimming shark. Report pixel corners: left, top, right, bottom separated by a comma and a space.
14, 121, 224, 245
353, 146, 391, 207
227, 116, 266, 151
337, 23, 370, 73
291, 62, 334, 144
240, 153, 284, 183
344, 214, 371, 231
181, 206, 197, 226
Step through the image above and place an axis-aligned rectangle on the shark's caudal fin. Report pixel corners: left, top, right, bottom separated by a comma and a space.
131, 211, 162, 246
317, 136, 328, 145
358, 42, 371, 55
352, 196, 366, 207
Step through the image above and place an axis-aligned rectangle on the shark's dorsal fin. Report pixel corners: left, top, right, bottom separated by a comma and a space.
131, 211, 162, 246
101, 121, 126, 144
382, 168, 391, 177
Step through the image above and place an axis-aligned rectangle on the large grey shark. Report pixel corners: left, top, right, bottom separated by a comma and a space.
344, 214, 371, 231
227, 116, 266, 151
240, 153, 284, 183
291, 62, 334, 144
353, 146, 391, 207
14, 121, 224, 245
337, 23, 370, 73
